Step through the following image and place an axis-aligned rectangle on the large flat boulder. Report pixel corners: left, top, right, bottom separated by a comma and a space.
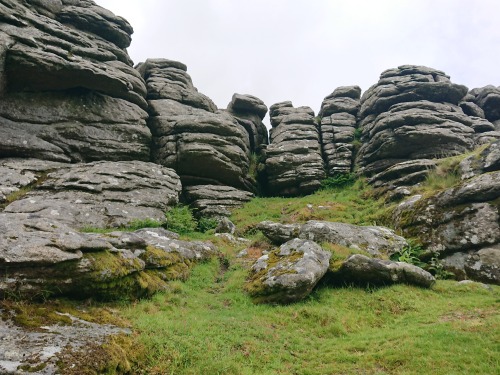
3, 160, 182, 229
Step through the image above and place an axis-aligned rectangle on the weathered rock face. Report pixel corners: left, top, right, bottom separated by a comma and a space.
263, 102, 325, 196
356, 65, 475, 192
0, 214, 217, 300
0, 0, 151, 163
392, 143, 500, 284
227, 93, 269, 152
330, 254, 435, 288
258, 220, 407, 257
184, 185, 254, 218
139, 59, 257, 203
319, 86, 361, 176
2, 160, 182, 229
245, 238, 331, 304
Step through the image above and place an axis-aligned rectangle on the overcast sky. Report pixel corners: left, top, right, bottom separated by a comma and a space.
96, 0, 500, 123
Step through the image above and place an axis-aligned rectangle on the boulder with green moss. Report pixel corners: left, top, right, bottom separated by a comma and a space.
245, 238, 331, 304
0, 214, 217, 300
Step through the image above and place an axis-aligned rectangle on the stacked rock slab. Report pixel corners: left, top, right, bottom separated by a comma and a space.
0, 0, 151, 162
263, 102, 325, 196
319, 86, 361, 176
139, 59, 255, 216
356, 65, 475, 192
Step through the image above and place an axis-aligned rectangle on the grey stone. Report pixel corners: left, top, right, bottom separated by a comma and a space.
264, 102, 325, 196
472, 85, 500, 122
4, 161, 182, 229
332, 254, 435, 288
184, 185, 254, 218
459, 140, 500, 179
245, 238, 331, 303
258, 220, 407, 257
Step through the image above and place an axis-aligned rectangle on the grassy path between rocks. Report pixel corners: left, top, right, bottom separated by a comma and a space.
122, 252, 500, 375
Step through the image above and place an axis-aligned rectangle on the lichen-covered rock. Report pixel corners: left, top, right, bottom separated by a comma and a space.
258, 220, 407, 256
245, 238, 331, 304
184, 184, 254, 218
330, 254, 435, 288
0, 214, 217, 300
140, 59, 255, 192
459, 140, 500, 179
3, 160, 182, 228
356, 66, 475, 193
319, 86, 361, 176
264, 102, 325, 196
392, 162, 500, 283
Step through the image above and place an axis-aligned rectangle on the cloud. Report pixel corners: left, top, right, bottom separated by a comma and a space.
96, 0, 500, 123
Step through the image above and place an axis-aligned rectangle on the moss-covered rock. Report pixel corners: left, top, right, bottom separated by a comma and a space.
245, 238, 330, 304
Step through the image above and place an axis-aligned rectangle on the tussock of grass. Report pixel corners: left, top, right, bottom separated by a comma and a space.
123, 258, 500, 375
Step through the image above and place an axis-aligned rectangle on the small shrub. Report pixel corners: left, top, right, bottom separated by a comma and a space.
321, 173, 356, 189
427, 257, 455, 280
126, 218, 163, 231
163, 205, 197, 234
197, 217, 219, 233
390, 242, 425, 267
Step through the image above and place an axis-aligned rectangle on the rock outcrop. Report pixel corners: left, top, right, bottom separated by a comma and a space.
392, 142, 500, 284
0, 0, 151, 163
263, 102, 325, 196
2, 160, 181, 228
258, 220, 407, 257
245, 238, 331, 304
356, 65, 475, 192
319, 86, 361, 176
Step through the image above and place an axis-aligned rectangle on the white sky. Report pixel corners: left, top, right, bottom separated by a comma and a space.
96, 0, 500, 123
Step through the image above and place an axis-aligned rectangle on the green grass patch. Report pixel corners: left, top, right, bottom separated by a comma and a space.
122, 258, 500, 375
230, 179, 391, 236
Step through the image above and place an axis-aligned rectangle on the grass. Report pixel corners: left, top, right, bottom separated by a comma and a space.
230, 179, 391, 236
122, 255, 500, 375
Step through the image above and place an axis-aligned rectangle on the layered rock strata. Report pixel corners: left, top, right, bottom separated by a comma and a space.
139, 59, 256, 214
0, 0, 151, 162
3, 160, 182, 228
319, 86, 361, 176
356, 65, 475, 192
263, 102, 325, 196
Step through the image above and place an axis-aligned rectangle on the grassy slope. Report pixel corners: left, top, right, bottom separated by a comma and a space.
124, 257, 499, 375
121, 180, 500, 375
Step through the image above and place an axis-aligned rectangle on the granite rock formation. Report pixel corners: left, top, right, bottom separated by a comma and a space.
139, 59, 256, 215
392, 142, 500, 284
0, 0, 151, 163
356, 65, 476, 193
319, 86, 361, 176
263, 102, 325, 196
